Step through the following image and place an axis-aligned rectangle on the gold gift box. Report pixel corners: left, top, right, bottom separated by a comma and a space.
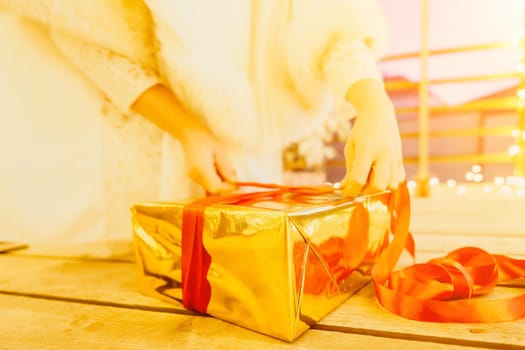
131, 189, 393, 341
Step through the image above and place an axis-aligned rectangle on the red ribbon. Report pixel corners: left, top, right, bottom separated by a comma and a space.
181, 202, 212, 313
181, 182, 334, 313
374, 247, 525, 322
181, 182, 525, 323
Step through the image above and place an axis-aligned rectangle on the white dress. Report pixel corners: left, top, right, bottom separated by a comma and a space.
0, 0, 387, 256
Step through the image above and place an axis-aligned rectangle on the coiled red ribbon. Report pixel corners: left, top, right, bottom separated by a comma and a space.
182, 182, 525, 322
375, 247, 525, 322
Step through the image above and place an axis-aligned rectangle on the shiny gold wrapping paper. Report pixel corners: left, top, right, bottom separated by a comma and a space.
131, 191, 391, 341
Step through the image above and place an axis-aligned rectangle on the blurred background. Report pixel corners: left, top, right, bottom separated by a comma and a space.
286, 0, 525, 197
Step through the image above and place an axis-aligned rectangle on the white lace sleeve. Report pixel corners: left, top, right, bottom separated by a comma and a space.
322, 39, 383, 101
51, 29, 160, 112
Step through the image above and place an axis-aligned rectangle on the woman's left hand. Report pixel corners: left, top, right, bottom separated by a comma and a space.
340, 80, 405, 196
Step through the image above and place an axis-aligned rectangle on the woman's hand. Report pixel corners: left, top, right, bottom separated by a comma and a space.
341, 79, 405, 196
131, 83, 237, 194
179, 126, 237, 194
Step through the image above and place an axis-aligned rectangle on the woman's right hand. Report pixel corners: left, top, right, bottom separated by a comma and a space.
179, 126, 238, 194
131, 83, 237, 194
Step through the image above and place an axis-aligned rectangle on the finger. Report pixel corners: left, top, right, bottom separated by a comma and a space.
339, 142, 355, 188
188, 163, 236, 195
342, 179, 365, 197
342, 146, 373, 197
214, 149, 238, 183
363, 159, 390, 194
388, 161, 405, 190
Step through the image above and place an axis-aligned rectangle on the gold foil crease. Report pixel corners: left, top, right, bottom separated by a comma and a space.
131, 192, 391, 341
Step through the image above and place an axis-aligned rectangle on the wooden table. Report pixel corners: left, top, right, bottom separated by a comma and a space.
2, 186, 525, 349
1, 247, 524, 350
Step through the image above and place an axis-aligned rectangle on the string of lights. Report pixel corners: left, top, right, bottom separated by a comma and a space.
407, 21, 525, 197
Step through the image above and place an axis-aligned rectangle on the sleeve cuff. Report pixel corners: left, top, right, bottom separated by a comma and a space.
51, 29, 161, 113
322, 39, 383, 105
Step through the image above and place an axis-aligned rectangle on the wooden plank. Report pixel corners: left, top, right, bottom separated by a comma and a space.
381, 41, 514, 62
0, 294, 484, 350
0, 255, 183, 313
411, 206, 525, 232
319, 283, 525, 350
1, 255, 524, 349
6, 241, 135, 261
410, 232, 525, 259
410, 185, 525, 239
0, 241, 28, 253
395, 97, 518, 115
